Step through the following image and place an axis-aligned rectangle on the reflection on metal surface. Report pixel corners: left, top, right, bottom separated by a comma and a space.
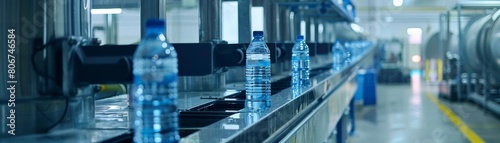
222, 124, 240, 130
0, 43, 375, 142
0, 129, 129, 143
246, 112, 264, 126
282, 74, 357, 143
178, 73, 226, 92
411, 70, 422, 94
226, 67, 246, 84
245, 101, 272, 113
0, 94, 131, 143
179, 45, 376, 143
291, 83, 310, 99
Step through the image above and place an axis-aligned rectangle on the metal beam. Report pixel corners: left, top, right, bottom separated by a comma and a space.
140, 0, 167, 38
105, 14, 118, 44
199, 0, 222, 42
277, 1, 353, 22
278, 6, 292, 42
455, 1, 500, 10
238, 0, 252, 43
264, 0, 278, 42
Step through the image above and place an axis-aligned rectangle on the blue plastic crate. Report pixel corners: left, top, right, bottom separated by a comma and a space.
363, 69, 377, 105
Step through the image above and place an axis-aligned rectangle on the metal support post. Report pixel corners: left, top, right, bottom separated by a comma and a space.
238, 0, 252, 43
314, 19, 320, 43
294, 11, 302, 39
305, 16, 311, 42
105, 14, 118, 44
456, 6, 463, 101
278, 6, 291, 42
264, 0, 278, 42
456, 3, 471, 102
289, 10, 297, 41
349, 98, 356, 136
140, 0, 167, 38
336, 116, 345, 143
199, 0, 222, 42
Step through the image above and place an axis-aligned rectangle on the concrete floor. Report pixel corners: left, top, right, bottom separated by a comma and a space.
441, 96, 500, 143
349, 84, 468, 143
348, 73, 500, 143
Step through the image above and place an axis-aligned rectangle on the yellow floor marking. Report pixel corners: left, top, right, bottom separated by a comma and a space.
425, 92, 485, 143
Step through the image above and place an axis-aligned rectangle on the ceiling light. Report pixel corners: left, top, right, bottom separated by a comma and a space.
393, 0, 404, 7
91, 8, 122, 15
407, 28, 422, 35
412, 55, 421, 63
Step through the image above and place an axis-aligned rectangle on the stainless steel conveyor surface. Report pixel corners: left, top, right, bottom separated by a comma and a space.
0, 45, 376, 143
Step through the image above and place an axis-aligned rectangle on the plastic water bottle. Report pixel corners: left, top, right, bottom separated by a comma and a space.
246, 31, 271, 112
132, 19, 180, 143
344, 42, 352, 65
349, 41, 357, 59
291, 35, 310, 98
332, 41, 345, 71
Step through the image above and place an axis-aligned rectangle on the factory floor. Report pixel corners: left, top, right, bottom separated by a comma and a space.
349, 74, 500, 143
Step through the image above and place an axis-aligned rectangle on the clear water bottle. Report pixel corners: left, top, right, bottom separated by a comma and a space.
132, 19, 180, 143
349, 41, 358, 59
246, 31, 271, 112
291, 35, 310, 98
358, 41, 367, 53
344, 41, 352, 65
332, 41, 345, 71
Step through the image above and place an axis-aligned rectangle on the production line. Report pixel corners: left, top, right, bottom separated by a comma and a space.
0, 0, 377, 143
8, 0, 500, 143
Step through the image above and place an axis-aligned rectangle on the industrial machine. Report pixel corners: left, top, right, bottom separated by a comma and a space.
464, 9, 500, 113
438, 33, 460, 101
0, 0, 375, 142
377, 39, 410, 83
439, 2, 500, 113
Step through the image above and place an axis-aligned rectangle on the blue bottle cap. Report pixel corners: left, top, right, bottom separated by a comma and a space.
297, 35, 304, 40
146, 19, 165, 28
253, 31, 264, 37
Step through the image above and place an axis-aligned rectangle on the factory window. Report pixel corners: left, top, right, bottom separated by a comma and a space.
251, 7, 264, 33
407, 28, 422, 44
91, 8, 140, 45
310, 23, 315, 42
165, 2, 199, 43
318, 23, 324, 42
222, 2, 263, 43
300, 20, 306, 38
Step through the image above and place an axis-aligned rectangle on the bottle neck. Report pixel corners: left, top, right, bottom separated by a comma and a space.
145, 27, 166, 35
253, 36, 264, 41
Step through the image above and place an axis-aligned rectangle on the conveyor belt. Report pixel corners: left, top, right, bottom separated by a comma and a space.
0, 45, 376, 143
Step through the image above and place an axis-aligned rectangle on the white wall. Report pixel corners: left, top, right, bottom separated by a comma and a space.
221, 1, 265, 43
91, 8, 200, 44
166, 8, 199, 43
91, 9, 141, 45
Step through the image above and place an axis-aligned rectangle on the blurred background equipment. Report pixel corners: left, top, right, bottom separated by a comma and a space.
377, 38, 411, 83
